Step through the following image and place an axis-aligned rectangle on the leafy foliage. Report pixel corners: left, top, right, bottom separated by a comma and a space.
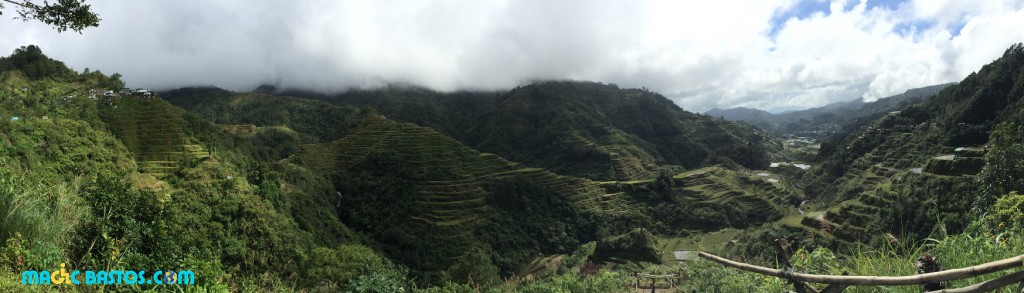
592, 229, 660, 263
976, 122, 1024, 210
0, 0, 100, 32
971, 192, 1024, 237
477, 177, 599, 274
0, 45, 77, 81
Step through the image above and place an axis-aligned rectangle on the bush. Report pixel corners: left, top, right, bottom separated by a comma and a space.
514, 270, 628, 293
305, 244, 412, 291
971, 192, 1024, 236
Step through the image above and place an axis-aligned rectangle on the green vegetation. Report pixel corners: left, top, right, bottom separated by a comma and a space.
0, 0, 100, 32
276, 81, 773, 181
161, 88, 363, 143
4, 43, 1024, 292
0, 48, 399, 292
792, 43, 1024, 256
683, 200, 1024, 292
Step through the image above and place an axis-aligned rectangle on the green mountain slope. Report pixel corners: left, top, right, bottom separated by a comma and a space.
295, 112, 794, 284
802, 43, 1024, 245
0, 48, 411, 291
462, 82, 772, 180
270, 81, 774, 181
299, 114, 613, 283
160, 87, 363, 143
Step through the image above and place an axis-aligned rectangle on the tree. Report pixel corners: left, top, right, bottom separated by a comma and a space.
0, 45, 76, 80
651, 169, 675, 199
975, 122, 1024, 213
0, 0, 99, 33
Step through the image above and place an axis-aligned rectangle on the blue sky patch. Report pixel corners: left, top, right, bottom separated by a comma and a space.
767, 0, 966, 39
769, 0, 833, 37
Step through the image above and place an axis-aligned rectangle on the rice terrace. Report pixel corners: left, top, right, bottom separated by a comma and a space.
1, 0, 1024, 292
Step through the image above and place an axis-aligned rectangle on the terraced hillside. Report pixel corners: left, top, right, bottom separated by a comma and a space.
800, 45, 1024, 247
301, 114, 617, 221
270, 81, 775, 181
801, 120, 978, 245
298, 113, 794, 280
100, 96, 213, 177
297, 114, 627, 279
160, 88, 362, 142
462, 81, 773, 181
675, 167, 791, 210
661, 166, 795, 231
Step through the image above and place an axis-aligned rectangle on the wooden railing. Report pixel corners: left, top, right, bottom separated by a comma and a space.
697, 251, 1024, 293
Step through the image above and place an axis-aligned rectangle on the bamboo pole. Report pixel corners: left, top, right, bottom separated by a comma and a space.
927, 269, 1024, 293
697, 252, 1024, 286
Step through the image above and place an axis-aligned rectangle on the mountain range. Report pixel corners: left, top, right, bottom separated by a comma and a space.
706, 83, 954, 138
1, 43, 1023, 291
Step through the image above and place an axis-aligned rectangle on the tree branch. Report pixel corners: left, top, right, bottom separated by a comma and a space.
1, 0, 36, 9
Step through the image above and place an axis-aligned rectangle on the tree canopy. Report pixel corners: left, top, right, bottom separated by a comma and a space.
0, 0, 99, 32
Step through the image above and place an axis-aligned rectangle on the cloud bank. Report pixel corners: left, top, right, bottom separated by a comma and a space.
2, 0, 1023, 112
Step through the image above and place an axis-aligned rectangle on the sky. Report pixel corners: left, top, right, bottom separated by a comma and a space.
2, 0, 1024, 113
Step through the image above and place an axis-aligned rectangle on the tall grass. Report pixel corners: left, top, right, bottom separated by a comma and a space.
0, 172, 90, 269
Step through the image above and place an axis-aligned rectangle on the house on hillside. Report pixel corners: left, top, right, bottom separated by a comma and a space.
954, 147, 986, 159
88, 89, 98, 99
133, 88, 153, 97
673, 251, 698, 262
118, 88, 131, 95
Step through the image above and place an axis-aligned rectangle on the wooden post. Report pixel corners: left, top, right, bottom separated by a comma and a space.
775, 238, 818, 293
634, 272, 639, 292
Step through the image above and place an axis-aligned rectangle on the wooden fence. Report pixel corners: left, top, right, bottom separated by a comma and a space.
697, 250, 1024, 293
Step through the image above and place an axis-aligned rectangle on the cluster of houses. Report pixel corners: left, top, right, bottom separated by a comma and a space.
87, 87, 153, 99
855, 122, 941, 140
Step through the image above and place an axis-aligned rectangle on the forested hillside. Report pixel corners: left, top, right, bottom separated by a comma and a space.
0, 47, 405, 291
720, 44, 1024, 267
3, 44, 1024, 292
263, 81, 774, 181
0, 46, 795, 291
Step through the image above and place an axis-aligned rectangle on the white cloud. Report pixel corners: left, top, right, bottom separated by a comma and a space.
1, 0, 1023, 112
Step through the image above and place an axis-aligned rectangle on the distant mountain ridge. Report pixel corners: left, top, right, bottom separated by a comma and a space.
705, 107, 779, 130
704, 83, 954, 138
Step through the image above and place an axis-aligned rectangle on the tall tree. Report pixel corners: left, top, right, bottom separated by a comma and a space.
0, 0, 99, 32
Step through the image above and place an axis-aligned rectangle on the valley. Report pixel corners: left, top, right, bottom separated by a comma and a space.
1, 44, 1023, 292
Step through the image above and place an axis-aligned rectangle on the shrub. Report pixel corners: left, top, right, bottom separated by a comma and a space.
305, 244, 412, 291
971, 191, 1024, 236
